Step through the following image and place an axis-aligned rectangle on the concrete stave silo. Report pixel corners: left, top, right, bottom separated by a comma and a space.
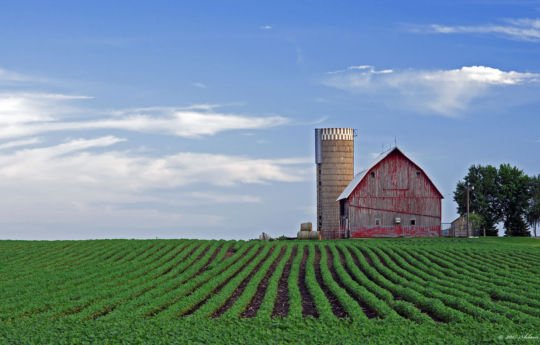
315, 128, 354, 239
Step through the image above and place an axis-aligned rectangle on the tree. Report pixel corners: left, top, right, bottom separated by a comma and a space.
497, 164, 531, 237
526, 175, 540, 238
453, 165, 500, 236
468, 213, 483, 236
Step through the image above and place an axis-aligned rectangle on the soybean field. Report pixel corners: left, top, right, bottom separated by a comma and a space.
1, 238, 539, 344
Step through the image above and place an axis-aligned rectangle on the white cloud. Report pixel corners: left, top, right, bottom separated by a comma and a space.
416, 18, 540, 42
0, 92, 91, 126
0, 67, 300, 239
193, 82, 206, 88
0, 137, 309, 188
0, 93, 289, 139
0, 137, 309, 236
0, 137, 41, 150
0, 68, 32, 83
187, 192, 261, 204
260, 25, 272, 30
323, 65, 540, 115
327, 65, 393, 75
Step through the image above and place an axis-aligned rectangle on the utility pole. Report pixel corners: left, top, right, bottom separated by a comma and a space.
466, 183, 475, 237
466, 182, 470, 238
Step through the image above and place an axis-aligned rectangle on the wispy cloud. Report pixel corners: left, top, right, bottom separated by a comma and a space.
0, 67, 302, 238
193, 82, 206, 88
0, 68, 32, 83
412, 18, 540, 42
327, 65, 393, 75
260, 25, 272, 30
0, 92, 289, 139
0, 137, 41, 150
186, 192, 261, 204
0, 137, 309, 234
323, 65, 540, 116
0, 137, 310, 188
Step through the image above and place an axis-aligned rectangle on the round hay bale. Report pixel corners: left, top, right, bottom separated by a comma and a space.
297, 231, 311, 240
300, 222, 312, 231
309, 231, 320, 240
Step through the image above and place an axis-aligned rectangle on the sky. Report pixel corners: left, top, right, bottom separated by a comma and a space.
0, 0, 539, 240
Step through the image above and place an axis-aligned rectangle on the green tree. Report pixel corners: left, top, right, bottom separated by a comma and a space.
453, 165, 500, 236
497, 164, 531, 237
468, 213, 483, 236
526, 175, 540, 238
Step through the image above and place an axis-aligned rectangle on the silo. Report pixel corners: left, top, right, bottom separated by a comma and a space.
315, 128, 354, 239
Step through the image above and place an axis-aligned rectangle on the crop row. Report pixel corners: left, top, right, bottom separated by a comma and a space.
1, 239, 538, 326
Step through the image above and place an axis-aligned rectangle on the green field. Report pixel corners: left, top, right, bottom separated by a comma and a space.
1, 238, 539, 344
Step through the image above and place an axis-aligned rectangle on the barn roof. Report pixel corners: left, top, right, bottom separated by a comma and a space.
336, 146, 444, 201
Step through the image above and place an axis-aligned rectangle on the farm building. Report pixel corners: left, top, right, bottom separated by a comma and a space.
315, 128, 355, 239
336, 147, 443, 238
315, 128, 443, 239
450, 216, 474, 237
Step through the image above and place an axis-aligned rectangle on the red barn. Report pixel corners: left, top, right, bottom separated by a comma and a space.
337, 147, 443, 238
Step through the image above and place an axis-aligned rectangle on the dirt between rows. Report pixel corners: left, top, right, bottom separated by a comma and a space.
314, 246, 347, 318
271, 246, 297, 317
346, 246, 444, 323
299, 246, 318, 318
212, 246, 277, 317
182, 245, 264, 317
327, 247, 376, 318
150, 245, 257, 317
242, 246, 287, 318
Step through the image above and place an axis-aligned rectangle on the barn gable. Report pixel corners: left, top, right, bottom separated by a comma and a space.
337, 147, 443, 201
337, 147, 443, 238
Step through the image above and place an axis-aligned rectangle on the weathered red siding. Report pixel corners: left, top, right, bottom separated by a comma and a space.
340, 149, 442, 238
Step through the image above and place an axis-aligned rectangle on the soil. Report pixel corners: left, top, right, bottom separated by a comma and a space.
212, 246, 276, 317
372, 249, 390, 268
326, 247, 376, 318
224, 246, 237, 259
298, 246, 318, 318
182, 246, 264, 316
242, 246, 287, 318
157, 245, 203, 278
196, 245, 223, 275
138, 244, 166, 262
313, 246, 347, 318
149, 244, 180, 265
160, 243, 192, 266
271, 246, 297, 318
358, 248, 376, 268
150, 245, 256, 317
352, 248, 444, 323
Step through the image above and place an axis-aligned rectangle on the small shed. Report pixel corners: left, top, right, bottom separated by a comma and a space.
450, 216, 473, 237
337, 147, 443, 238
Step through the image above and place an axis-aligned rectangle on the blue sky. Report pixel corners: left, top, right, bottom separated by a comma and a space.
0, 1, 539, 239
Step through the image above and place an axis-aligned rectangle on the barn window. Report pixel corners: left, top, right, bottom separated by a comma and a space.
370, 172, 375, 178
375, 218, 381, 226
410, 219, 416, 225
416, 171, 421, 177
